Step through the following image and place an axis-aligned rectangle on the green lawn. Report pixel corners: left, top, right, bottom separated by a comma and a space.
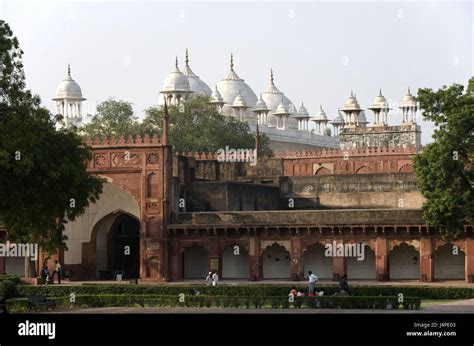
420, 300, 459, 308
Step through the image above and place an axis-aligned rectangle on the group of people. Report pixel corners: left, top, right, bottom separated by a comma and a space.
289, 271, 351, 297
205, 272, 219, 286
40, 260, 62, 285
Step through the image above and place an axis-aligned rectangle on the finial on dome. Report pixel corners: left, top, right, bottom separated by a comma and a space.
407, 86, 411, 94
350, 90, 353, 97
175, 56, 178, 68
185, 48, 189, 66
320, 104, 323, 111
379, 88, 382, 96
301, 101, 304, 107
67, 64, 71, 77
270, 68, 274, 85
230, 53, 234, 70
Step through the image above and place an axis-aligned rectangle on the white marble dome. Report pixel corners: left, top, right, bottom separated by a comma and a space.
294, 102, 309, 118
331, 109, 345, 124
400, 87, 417, 107
254, 94, 268, 111
370, 89, 389, 109
342, 92, 361, 110
313, 105, 328, 121
274, 98, 289, 115
54, 66, 85, 100
162, 58, 191, 93
182, 50, 212, 96
216, 54, 258, 117
210, 85, 224, 103
231, 91, 248, 108
261, 69, 297, 128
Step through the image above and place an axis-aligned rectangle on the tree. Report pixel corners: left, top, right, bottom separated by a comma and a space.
142, 96, 273, 156
413, 78, 474, 241
0, 21, 104, 276
81, 98, 142, 139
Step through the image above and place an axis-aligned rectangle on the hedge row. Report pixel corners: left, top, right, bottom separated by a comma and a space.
0, 275, 21, 284
6, 294, 421, 312
15, 284, 474, 300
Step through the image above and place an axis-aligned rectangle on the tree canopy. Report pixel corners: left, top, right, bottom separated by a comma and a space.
413, 77, 474, 241
142, 96, 272, 155
81, 98, 141, 139
0, 20, 104, 260
81, 95, 273, 156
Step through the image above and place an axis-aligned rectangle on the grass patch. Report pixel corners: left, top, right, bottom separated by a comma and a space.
420, 300, 459, 308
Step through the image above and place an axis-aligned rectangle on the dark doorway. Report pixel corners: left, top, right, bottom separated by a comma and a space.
107, 214, 140, 279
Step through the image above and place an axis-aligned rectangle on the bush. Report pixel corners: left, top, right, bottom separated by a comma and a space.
0, 280, 18, 300
5, 294, 421, 312
0, 275, 21, 284
15, 284, 474, 300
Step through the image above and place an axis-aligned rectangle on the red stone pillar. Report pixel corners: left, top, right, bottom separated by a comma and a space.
420, 237, 434, 282
465, 237, 474, 283
209, 238, 219, 276
375, 237, 389, 281
170, 237, 180, 281
249, 237, 261, 281
0, 256, 4, 275
139, 220, 147, 279
290, 238, 302, 281
332, 239, 345, 281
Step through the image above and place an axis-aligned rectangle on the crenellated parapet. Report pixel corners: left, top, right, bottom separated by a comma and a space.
274, 146, 417, 159
175, 151, 219, 160
85, 134, 162, 148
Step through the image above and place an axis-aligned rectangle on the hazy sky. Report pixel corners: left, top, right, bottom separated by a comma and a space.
2, 0, 473, 144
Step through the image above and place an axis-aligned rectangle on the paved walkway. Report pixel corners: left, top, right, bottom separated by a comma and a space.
423, 298, 474, 313
53, 279, 474, 287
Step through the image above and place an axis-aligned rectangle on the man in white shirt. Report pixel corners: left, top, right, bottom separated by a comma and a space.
308, 271, 318, 295
212, 272, 219, 286
53, 260, 62, 284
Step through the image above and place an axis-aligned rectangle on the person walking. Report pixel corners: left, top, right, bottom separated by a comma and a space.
339, 275, 351, 295
212, 272, 219, 286
52, 260, 62, 284
308, 271, 318, 295
205, 272, 212, 285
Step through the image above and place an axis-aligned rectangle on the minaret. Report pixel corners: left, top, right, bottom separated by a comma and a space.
368, 89, 391, 126
209, 85, 225, 113
399, 87, 418, 124
52, 64, 86, 130
230, 90, 249, 121
294, 101, 310, 131
273, 97, 290, 130
253, 93, 269, 126
340, 91, 363, 127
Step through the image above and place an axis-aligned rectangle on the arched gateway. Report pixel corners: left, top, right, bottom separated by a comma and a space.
62, 135, 173, 281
